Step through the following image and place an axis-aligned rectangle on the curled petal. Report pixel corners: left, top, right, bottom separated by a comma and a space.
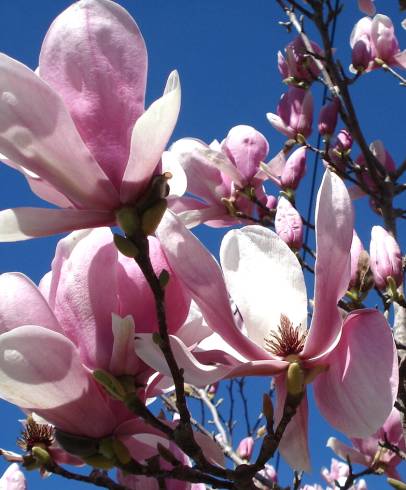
121, 71, 181, 203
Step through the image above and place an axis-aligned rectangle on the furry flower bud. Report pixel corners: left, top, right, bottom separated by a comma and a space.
370, 226, 403, 290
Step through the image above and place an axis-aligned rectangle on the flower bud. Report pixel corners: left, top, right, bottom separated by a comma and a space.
370, 226, 403, 290
358, 0, 376, 16
237, 437, 254, 461
222, 125, 269, 183
275, 198, 303, 250
280, 146, 307, 190
349, 231, 374, 299
318, 98, 340, 137
259, 464, 278, 484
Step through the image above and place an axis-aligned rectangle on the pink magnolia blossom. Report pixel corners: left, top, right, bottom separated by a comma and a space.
318, 98, 340, 138
267, 87, 313, 140
277, 36, 323, 85
237, 437, 254, 461
370, 226, 403, 290
0, 0, 183, 241
321, 459, 367, 489
0, 464, 26, 490
358, 0, 376, 16
275, 197, 304, 250
356, 140, 396, 195
350, 15, 406, 72
263, 146, 307, 192
0, 227, 190, 438
135, 170, 398, 472
327, 408, 406, 479
168, 125, 269, 228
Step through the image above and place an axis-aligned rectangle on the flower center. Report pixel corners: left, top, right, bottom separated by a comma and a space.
264, 314, 307, 358
17, 417, 55, 452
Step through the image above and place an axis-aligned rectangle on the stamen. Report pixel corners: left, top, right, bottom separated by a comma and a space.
264, 314, 307, 358
17, 416, 55, 452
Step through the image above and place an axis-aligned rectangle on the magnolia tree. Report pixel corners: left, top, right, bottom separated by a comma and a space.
0, 0, 405, 489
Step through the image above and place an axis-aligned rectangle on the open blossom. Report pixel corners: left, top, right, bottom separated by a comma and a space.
0, 227, 190, 440
0, 464, 26, 490
350, 14, 406, 72
0, 0, 183, 242
135, 171, 398, 472
327, 408, 406, 479
168, 125, 269, 228
267, 87, 313, 140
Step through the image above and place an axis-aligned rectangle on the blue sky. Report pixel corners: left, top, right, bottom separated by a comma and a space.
0, 1, 405, 489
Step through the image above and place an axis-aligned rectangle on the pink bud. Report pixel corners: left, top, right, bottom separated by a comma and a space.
208, 382, 219, 395
350, 18, 375, 71
358, 0, 376, 16
222, 125, 269, 183
275, 198, 303, 250
0, 464, 26, 490
267, 87, 313, 140
318, 98, 340, 137
237, 437, 254, 460
277, 50, 290, 79
283, 36, 323, 84
370, 226, 403, 290
259, 464, 278, 483
335, 129, 353, 152
357, 140, 396, 193
280, 146, 307, 190
350, 230, 365, 288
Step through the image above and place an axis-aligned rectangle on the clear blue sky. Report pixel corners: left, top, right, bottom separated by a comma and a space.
0, 1, 405, 488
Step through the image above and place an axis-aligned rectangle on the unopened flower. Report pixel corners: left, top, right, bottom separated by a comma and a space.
267, 87, 313, 140
370, 226, 403, 291
275, 198, 303, 250
0, 464, 26, 490
237, 437, 254, 461
318, 98, 340, 137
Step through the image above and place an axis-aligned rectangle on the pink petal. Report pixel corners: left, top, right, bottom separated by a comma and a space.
47, 228, 119, 370
134, 333, 237, 386
357, 0, 376, 16
326, 437, 368, 466
0, 463, 26, 490
394, 50, 406, 68
0, 273, 61, 334
266, 113, 292, 138
121, 71, 181, 203
0, 54, 119, 209
39, 0, 147, 189
0, 207, 114, 242
313, 309, 398, 437
0, 325, 116, 437
275, 374, 311, 472
156, 211, 268, 361
168, 138, 226, 204
303, 170, 353, 358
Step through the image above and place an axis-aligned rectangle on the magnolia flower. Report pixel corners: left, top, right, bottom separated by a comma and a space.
350, 15, 406, 72
263, 146, 307, 191
318, 98, 340, 138
370, 226, 403, 290
358, 0, 375, 16
237, 437, 254, 461
135, 171, 398, 472
327, 408, 405, 479
267, 87, 313, 140
275, 198, 303, 250
169, 125, 269, 228
0, 227, 190, 438
277, 36, 323, 86
0, 0, 183, 241
0, 464, 26, 490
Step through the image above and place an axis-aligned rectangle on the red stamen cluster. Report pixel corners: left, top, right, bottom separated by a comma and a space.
264, 314, 307, 358
17, 417, 55, 452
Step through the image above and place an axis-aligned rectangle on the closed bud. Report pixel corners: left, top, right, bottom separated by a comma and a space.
318, 98, 340, 137
286, 362, 305, 397
370, 226, 403, 291
93, 369, 126, 401
280, 146, 307, 190
116, 207, 139, 236
237, 437, 254, 461
275, 198, 303, 250
83, 454, 115, 470
349, 231, 374, 297
388, 478, 406, 490
141, 199, 167, 236
113, 234, 139, 258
